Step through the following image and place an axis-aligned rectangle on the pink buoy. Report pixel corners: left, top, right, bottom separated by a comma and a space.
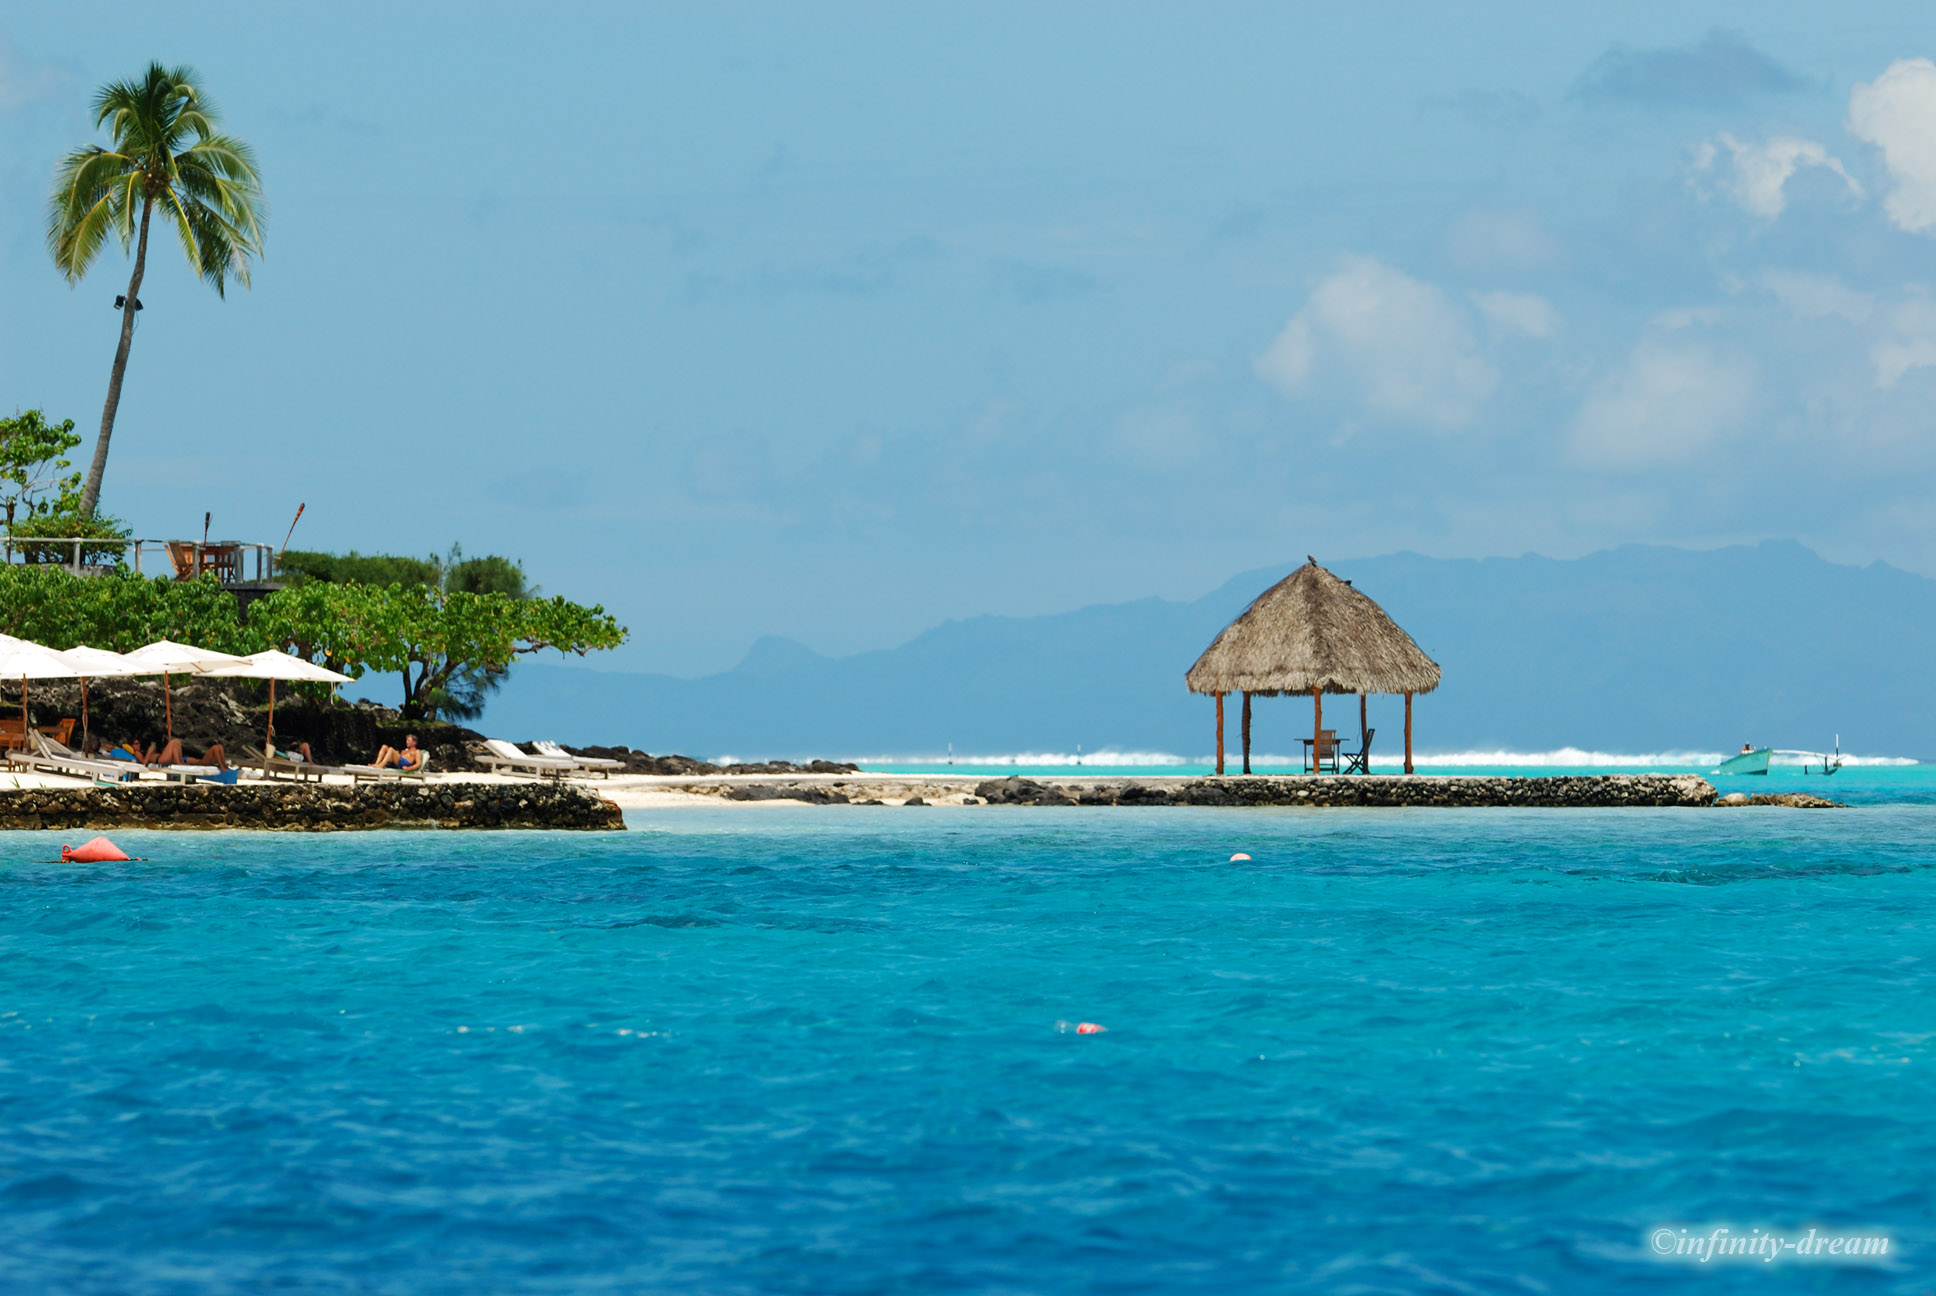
1229, 852, 1252, 861
62, 836, 130, 863
1075, 1022, 1106, 1034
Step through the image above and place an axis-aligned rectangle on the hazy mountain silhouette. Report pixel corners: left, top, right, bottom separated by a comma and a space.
485, 542, 1934, 760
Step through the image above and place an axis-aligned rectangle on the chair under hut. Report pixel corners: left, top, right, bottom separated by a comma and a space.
1186, 558, 1441, 775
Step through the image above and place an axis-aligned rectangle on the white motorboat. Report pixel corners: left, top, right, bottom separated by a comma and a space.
1717, 747, 1771, 776
1715, 737, 1843, 777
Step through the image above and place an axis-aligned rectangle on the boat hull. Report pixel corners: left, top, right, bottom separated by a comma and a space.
1717, 749, 1772, 776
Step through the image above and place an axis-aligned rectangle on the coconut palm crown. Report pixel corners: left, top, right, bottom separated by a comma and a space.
48, 62, 265, 518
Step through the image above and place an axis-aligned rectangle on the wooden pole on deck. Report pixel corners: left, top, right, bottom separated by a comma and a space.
1359, 692, 1367, 771
1240, 691, 1252, 774
1215, 693, 1225, 775
1404, 691, 1414, 774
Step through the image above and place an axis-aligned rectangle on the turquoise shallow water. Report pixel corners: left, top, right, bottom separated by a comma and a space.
3, 807, 1933, 1293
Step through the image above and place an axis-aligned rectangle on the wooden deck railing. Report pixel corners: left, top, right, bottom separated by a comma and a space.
0, 536, 281, 583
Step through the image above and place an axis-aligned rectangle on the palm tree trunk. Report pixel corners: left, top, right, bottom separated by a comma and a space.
80, 197, 153, 519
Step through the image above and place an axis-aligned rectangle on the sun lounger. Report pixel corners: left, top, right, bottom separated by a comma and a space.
11, 732, 143, 783
476, 739, 576, 778
347, 754, 432, 783
243, 745, 345, 782
532, 740, 621, 776
159, 764, 239, 785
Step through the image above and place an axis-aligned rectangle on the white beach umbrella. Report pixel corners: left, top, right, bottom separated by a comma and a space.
0, 636, 83, 747
202, 650, 352, 686
202, 650, 353, 761
121, 639, 246, 739
59, 645, 138, 750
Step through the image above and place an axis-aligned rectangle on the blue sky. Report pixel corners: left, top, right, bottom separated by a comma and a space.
7, 4, 1936, 674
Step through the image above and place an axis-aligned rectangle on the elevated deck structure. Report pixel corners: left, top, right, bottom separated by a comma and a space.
2, 536, 285, 608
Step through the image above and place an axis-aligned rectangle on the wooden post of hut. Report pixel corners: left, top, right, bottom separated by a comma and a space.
1312, 691, 1322, 775
1404, 692, 1414, 775
1241, 692, 1252, 774
1185, 559, 1441, 781
1215, 693, 1225, 775
1359, 692, 1368, 770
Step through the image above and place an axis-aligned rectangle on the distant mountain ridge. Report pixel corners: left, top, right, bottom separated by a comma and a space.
482, 542, 1936, 760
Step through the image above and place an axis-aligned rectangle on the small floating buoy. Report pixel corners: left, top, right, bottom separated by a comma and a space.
62, 836, 130, 863
1229, 852, 1252, 861
1075, 1022, 1106, 1034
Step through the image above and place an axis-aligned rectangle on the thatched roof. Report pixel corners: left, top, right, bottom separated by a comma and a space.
1186, 558, 1441, 697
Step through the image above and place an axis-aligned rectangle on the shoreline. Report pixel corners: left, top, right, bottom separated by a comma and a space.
0, 772, 1854, 830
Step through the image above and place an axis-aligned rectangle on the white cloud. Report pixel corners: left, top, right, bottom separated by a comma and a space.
1848, 58, 1936, 233
1471, 290, 1560, 338
1570, 337, 1757, 468
1872, 296, 1936, 386
1256, 256, 1497, 431
1761, 270, 1874, 323
1690, 132, 1862, 219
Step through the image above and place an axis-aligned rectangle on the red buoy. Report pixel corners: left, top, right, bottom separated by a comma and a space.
1075, 1022, 1106, 1034
62, 836, 130, 863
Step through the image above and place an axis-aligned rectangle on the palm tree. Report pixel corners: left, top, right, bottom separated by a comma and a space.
47, 62, 264, 519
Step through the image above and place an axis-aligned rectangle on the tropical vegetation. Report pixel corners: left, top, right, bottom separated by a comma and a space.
47, 62, 265, 518
0, 408, 129, 561
0, 566, 626, 722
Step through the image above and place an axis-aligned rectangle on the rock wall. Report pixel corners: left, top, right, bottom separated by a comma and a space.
0, 782, 624, 832
972, 774, 1719, 808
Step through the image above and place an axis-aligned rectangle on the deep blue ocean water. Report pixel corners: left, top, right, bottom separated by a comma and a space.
3, 805, 1933, 1293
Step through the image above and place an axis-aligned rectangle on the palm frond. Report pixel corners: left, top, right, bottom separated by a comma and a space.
48, 189, 124, 282
47, 147, 136, 280
181, 196, 249, 295
176, 135, 260, 185
53, 61, 260, 294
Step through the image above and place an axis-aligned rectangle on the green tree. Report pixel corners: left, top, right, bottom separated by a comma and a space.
0, 568, 244, 652
277, 549, 442, 588
47, 62, 265, 518
248, 581, 625, 720
0, 409, 82, 527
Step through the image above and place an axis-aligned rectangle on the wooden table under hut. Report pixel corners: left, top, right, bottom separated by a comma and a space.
1185, 557, 1442, 775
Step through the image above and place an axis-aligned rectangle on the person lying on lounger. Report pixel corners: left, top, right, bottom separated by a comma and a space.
264, 728, 316, 764
143, 738, 229, 769
370, 734, 424, 770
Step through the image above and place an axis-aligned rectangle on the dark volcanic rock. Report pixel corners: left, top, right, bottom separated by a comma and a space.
723, 784, 851, 805
974, 778, 1076, 806
569, 746, 723, 775
1745, 792, 1843, 808
0, 782, 623, 831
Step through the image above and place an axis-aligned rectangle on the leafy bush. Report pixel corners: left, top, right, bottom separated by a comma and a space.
0, 557, 623, 723
0, 567, 246, 652
276, 549, 441, 587
246, 580, 625, 720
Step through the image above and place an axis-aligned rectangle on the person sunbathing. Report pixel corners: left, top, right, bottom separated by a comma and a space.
144, 738, 228, 769
266, 732, 316, 764
371, 734, 424, 770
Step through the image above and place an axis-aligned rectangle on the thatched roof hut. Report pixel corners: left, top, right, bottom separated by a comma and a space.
1186, 558, 1440, 774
